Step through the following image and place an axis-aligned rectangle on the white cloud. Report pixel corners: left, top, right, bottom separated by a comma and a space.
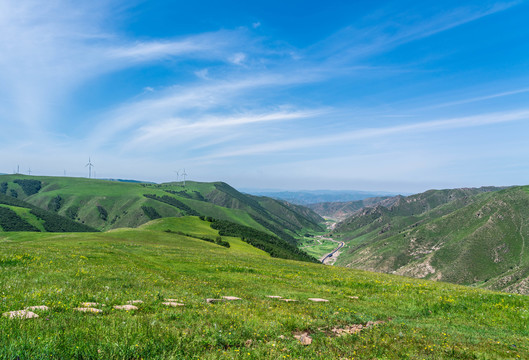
194, 69, 210, 80
125, 109, 324, 149
229, 52, 247, 65
201, 108, 529, 159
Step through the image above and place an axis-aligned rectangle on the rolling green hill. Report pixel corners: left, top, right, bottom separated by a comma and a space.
0, 193, 96, 233
332, 186, 529, 294
0, 175, 323, 240
0, 175, 323, 262
1, 217, 527, 359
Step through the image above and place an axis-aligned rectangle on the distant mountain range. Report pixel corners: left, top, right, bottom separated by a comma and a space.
241, 189, 404, 205
329, 186, 529, 294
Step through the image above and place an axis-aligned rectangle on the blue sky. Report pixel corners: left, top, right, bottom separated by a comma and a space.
1, 0, 529, 192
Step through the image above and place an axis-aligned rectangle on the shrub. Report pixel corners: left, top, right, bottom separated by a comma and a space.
142, 206, 162, 220
97, 206, 108, 221
13, 179, 42, 196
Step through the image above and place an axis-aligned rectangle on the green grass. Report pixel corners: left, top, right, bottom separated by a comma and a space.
299, 237, 340, 259
0, 176, 323, 243
1, 217, 528, 359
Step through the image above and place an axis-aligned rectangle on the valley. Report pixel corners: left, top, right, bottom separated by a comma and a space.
2, 175, 529, 358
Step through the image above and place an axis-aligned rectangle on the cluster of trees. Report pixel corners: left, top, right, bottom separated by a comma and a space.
164, 189, 206, 202
204, 217, 317, 263
249, 214, 297, 245
143, 194, 201, 216
65, 205, 79, 220
97, 205, 108, 221
48, 195, 63, 212
29, 207, 96, 232
0, 182, 7, 195
163, 229, 230, 248
13, 179, 42, 196
0, 206, 40, 232
141, 205, 162, 220
0, 193, 96, 233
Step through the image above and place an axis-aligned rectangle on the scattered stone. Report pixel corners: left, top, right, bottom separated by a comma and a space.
222, 296, 241, 301
266, 296, 282, 299
163, 302, 184, 307
113, 305, 138, 311
74, 307, 102, 313
294, 332, 312, 345
331, 324, 364, 336
164, 298, 179, 302
331, 320, 385, 337
280, 299, 297, 302
206, 298, 224, 304
348, 296, 359, 300
244, 339, 253, 347
3, 310, 39, 319
308, 298, 329, 302
127, 300, 143, 304
81, 302, 103, 307
278, 335, 288, 340
26, 305, 49, 311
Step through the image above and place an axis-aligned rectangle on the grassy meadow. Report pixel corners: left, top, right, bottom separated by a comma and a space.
1, 217, 528, 359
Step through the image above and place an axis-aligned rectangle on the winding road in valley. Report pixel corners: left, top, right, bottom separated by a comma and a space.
319, 238, 345, 265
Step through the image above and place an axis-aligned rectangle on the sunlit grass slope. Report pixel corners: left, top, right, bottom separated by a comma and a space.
1, 217, 528, 359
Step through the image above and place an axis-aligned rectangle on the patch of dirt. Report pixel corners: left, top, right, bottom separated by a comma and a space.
326, 320, 387, 337
293, 331, 312, 345
395, 253, 441, 280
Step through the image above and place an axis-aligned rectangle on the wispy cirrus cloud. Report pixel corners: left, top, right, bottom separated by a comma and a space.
200, 108, 529, 159
125, 109, 325, 150
0, 0, 257, 133
308, 1, 520, 63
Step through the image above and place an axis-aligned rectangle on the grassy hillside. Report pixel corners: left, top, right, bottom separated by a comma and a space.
0, 175, 323, 244
0, 219, 527, 359
0, 194, 96, 232
332, 186, 529, 294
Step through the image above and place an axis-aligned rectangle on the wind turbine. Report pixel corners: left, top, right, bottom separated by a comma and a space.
181, 168, 187, 187
28, 168, 31, 176
175, 170, 180, 183
85, 157, 94, 179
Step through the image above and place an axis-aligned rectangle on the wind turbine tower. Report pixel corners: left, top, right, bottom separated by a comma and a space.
28, 168, 31, 176
86, 158, 94, 179
181, 169, 187, 187
175, 170, 180, 183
